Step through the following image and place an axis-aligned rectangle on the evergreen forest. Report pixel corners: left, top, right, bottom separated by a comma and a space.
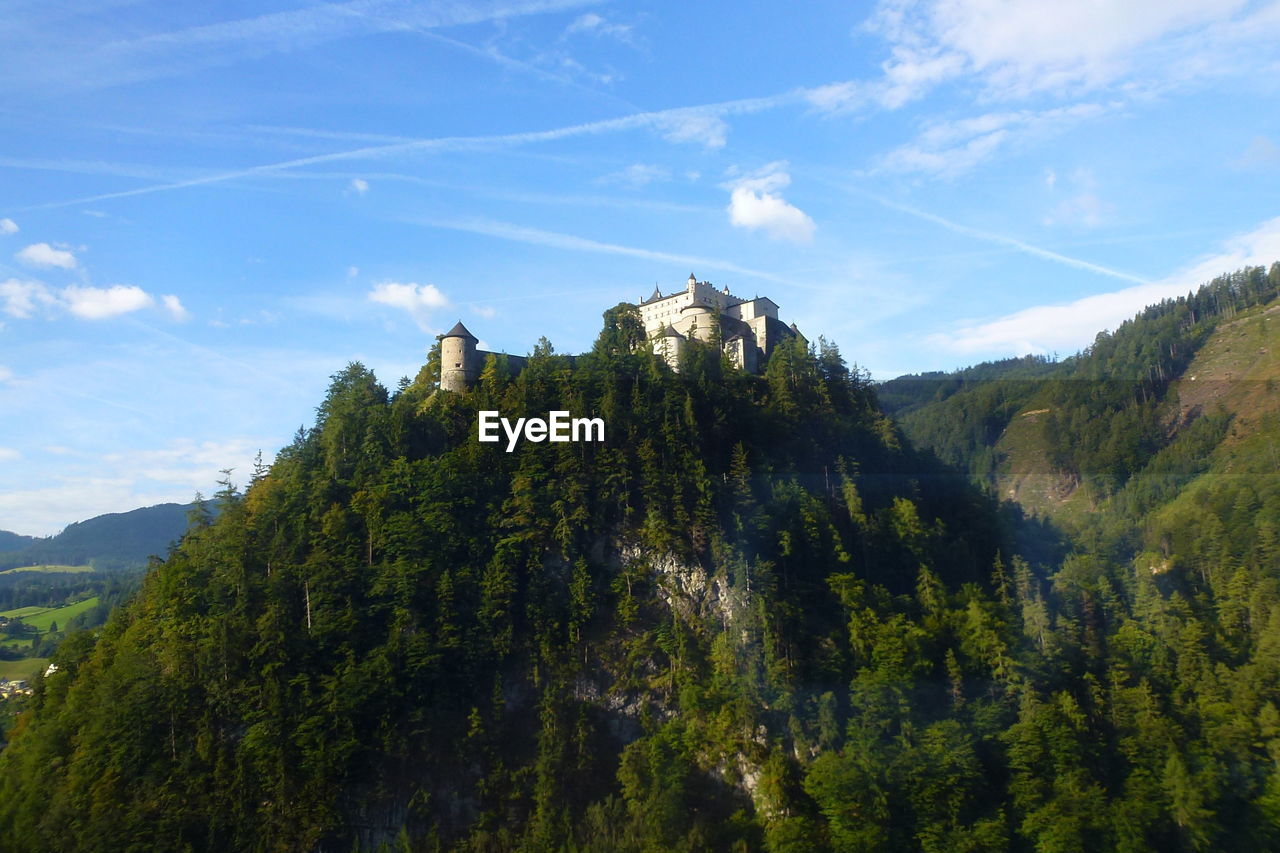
3, 267, 1280, 851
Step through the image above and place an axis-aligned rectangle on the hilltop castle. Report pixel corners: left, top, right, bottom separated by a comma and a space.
438, 273, 803, 392
640, 273, 802, 372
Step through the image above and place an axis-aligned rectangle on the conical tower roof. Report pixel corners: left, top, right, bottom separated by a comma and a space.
656, 323, 685, 339
441, 320, 477, 340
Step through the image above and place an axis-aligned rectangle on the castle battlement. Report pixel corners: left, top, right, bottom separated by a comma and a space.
438, 273, 802, 391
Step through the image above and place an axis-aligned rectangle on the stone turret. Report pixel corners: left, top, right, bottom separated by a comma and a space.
680, 298, 717, 342
439, 320, 479, 393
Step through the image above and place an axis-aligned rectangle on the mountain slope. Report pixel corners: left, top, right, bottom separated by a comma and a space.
883, 263, 1280, 527
0, 503, 197, 571
0, 531, 36, 553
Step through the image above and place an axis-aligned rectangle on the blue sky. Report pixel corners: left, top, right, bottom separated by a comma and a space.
2, 0, 1280, 535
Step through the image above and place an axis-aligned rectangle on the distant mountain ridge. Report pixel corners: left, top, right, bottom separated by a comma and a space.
0, 503, 198, 572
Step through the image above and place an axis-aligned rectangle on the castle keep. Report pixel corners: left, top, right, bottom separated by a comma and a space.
438, 273, 803, 391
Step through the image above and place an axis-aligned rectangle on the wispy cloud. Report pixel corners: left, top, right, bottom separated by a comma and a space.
854, 188, 1149, 284
929, 214, 1280, 355
22, 89, 802, 212
5, 0, 601, 92
872, 103, 1110, 177
411, 215, 812, 288
598, 163, 671, 186
1235, 135, 1280, 169
0, 218, 17, 235
0, 154, 206, 183
565, 12, 633, 42
1043, 168, 1111, 228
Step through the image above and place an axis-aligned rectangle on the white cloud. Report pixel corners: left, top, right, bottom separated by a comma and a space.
471, 305, 497, 319
0, 365, 12, 383
874, 103, 1108, 177
349, 177, 369, 194
930, 214, 1280, 355
724, 162, 816, 244
600, 163, 671, 186
0, 218, 17, 235
162, 294, 191, 322
368, 281, 450, 330
0, 447, 21, 462
16, 242, 77, 269
0, 279, 57, 318
346, 265, 360, 278
63, 285, 155, 319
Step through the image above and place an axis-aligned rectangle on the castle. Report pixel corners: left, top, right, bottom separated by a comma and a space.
439, 273, 802, 392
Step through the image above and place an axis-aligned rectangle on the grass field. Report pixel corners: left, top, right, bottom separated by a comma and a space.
0, 638, 34, 651
23, 598, 99, 632
1, 597, 100, 632
0, 606, 49, 619
0, 564, 93, 575
0, 657, 47, 681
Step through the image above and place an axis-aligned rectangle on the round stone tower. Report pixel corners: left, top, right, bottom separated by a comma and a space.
680, 298, 717, 342
439, 320, 479, 392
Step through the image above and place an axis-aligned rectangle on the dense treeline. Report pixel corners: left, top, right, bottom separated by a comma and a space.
4, 280, 1280, 850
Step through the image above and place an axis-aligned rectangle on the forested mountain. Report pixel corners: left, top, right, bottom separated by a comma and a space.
4, 277, 1280, 851
0, 530, 37, 553
882, 263, 1280, 521
0, 502, 197, 571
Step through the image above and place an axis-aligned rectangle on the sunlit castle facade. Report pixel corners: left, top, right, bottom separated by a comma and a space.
438, 273, 803, 391
640, 273, 803, 373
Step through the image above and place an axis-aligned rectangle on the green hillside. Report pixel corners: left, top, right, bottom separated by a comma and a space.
17, 598, 100, 632
0, 659, 46, 682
